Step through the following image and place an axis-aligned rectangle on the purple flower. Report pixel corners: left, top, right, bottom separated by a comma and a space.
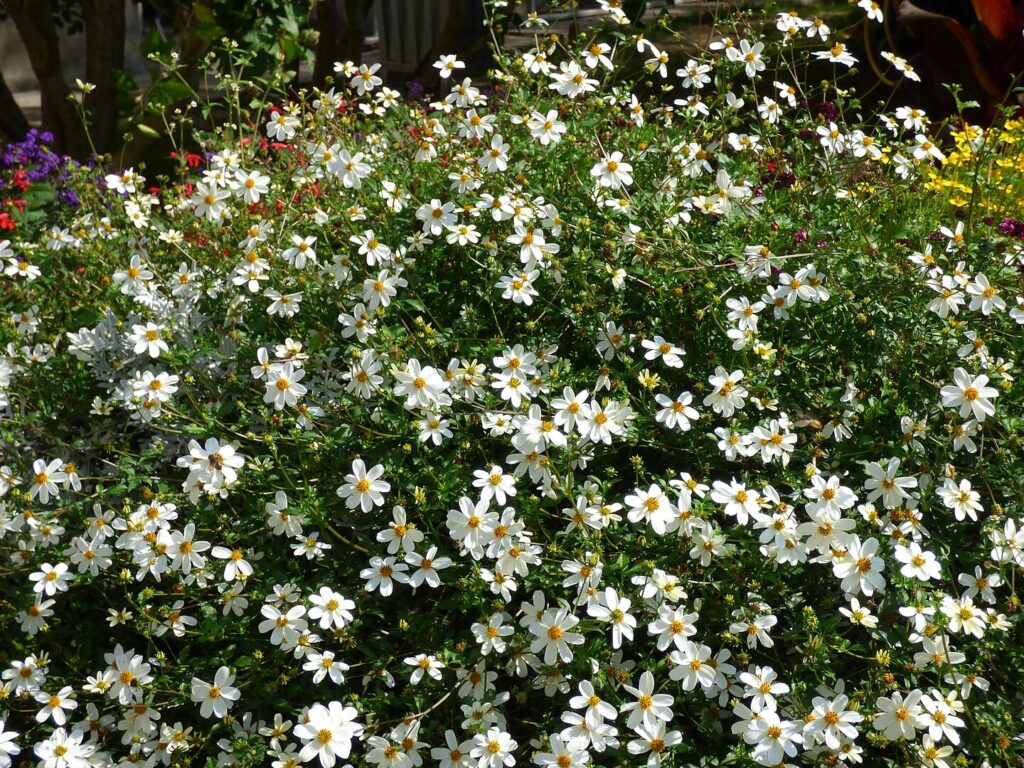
999, 217, 1024, 239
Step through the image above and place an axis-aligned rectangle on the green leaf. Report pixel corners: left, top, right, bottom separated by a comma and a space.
279, 14, 300, 36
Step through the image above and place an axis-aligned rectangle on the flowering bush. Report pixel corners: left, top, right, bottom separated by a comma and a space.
0, 130, 84, 233
1, 4, 1024, 768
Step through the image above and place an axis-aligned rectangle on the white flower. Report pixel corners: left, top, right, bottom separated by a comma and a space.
479, 134, 511, 173
568, 679, 618, 727
711, 479, 760, 525
881, 50, 920, 81
529, 607, 584, 664
29, 562, 72, 596
667, 641, 715, 690
308, 587, 355, 629
814, 42, 857, 66
641, 335, 685, 368
940, 368, 998, 421
864, 457, 917, 509
497, 270, 539, 305
527, 110, 566, 145
361, 555, 409, 595
703, 367, 748, 416
739, 665, 790, 710
167, 522, 210, 573
873, 689, 923, 740
432, 730, 475, 768
858, 0, 883, 21
176, 437, 246, 499
839, 597, 879, 628
294, 701, 363, 767
548, 61, 597, 97
591, 151, 633, 189
587, 587, 636, 648
35, 686, 78, 724
743, 708, 801, 764
351, 63, 382, 95
473, 466, 517, 506
236, 169, 270, 203
727, 39, 766, 78
940, 594, 986, 637
376, 505, 424, 554
0, 720, 18, 768
303, 651, 349, 685
472, 728, 518, 768
434, 54, 465, 78
534, 734, 589, 768
655, 392, 698, 431
34, 727, 97, 768
191, 182, 231, 220
405, 653, 445, 684
833, 536, 886, 595
336, 459, 391, 512
30, 458, 67, 504
405, 546, 452, 588
266, 111, 300, 140
648, 604, 698, 651
190, 666, 240, 718
266, 289, 304, 318
264, 362, 307, 410
962, 274, 1003, 315
805, 694, 863, 748
626, 721, 681, 766
130, 322, 169, 358
472, 612, 514, 655
625, 484, 675, 534
620, 670, 674, 731
895, 542, 942, 581
282, 235, 318, 268
393, 359, 449, 409
804, 474, 857, 516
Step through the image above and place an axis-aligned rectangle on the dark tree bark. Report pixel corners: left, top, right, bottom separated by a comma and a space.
312, 0, 372, 85
5, 0, 92, 156
312, 0, 339, 85
81, 0, 126, 155
0, 70, 31, 142
340, 0, 372, 62
409, 0, 493, 87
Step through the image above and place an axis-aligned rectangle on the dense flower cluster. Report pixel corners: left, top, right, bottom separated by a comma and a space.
0, 3, 1023, 768
0, 130, 83, 231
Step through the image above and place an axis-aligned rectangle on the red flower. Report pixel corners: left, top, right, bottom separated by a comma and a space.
11, 170, 29, 192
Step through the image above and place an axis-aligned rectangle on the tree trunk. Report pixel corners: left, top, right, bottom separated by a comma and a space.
0, 70, 31, 142
312, 0, 339, 85
81, 0, 126, 155
340, 0, 371, 63
312, 0, 372, 84
5, 0, 92, 157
